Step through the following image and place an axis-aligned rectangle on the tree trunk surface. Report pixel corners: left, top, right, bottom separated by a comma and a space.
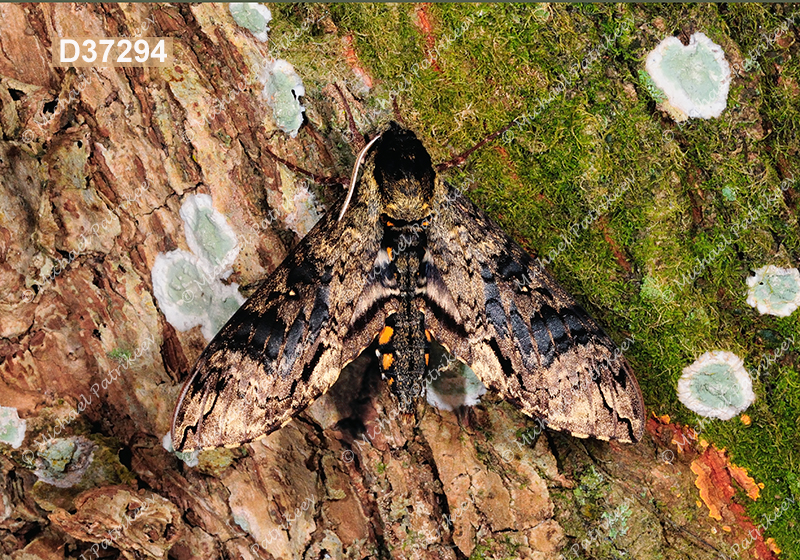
0, 4, 768, 560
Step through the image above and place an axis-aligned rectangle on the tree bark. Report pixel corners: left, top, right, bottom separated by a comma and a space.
0, 4, 769, 560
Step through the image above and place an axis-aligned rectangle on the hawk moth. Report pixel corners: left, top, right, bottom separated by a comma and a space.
171, 122, 645, 452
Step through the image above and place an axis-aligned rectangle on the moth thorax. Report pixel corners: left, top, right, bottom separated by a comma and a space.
382, 185, 433, 222
372, 122, 436, 222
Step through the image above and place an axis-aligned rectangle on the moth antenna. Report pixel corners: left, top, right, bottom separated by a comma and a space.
338, 133, 382, 221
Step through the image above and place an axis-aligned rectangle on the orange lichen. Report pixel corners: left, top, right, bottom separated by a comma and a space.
690, 446, 779, 559
728, 463, 760, 500
691, 446, 733, 520
671, 425, 700, 453
766, 538, 781, 554
692, 446, 762, 521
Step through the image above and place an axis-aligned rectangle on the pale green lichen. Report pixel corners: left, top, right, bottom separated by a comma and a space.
152, 194, 245, 341
746, 265, 800, 317
0, 406, 27, 449
532, 4, 550, 22
161, 252, 210, 315
41, 438, 77, 472
645, 32, 731, 121
721, 186, 736, 201
161, 433, 199, 468
180, 194, 239, 277
261, 59, 306, 138
33, 436, 96, 488
230, 3, 272, 42
677, 351, 755, 420
233, 513, 251, 533
31, 435, 133, 511
602, 502, 632, 539
152, 250, 243, 340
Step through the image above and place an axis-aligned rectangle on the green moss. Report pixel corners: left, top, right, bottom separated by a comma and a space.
468, 542, 492, 560
466, 536, 522, 560
107, 347, 132, 363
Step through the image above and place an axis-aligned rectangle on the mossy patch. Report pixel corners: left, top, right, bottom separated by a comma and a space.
107, 347, 132, 364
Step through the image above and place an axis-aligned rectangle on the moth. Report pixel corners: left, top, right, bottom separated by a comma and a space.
171, 122, 645, 452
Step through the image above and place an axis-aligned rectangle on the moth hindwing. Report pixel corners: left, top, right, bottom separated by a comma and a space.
171, 122, 645, 452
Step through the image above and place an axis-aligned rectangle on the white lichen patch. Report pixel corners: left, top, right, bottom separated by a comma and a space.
153, 250, 211, 321
746, 265, 800, 317
284, 186, 321, 237
152, 195, 245, 341
677, 351, 755, 420
180, 194, 239, 278
427, 362, 488, 412
276, 171, 321, 237
229, 3, 272, 42
152, 250, 244, 341
645, 32, 731, 121
162, 433, 200, 468
233, 513, 251, 534
261, 59, 306, 138
0, 406, 26, 449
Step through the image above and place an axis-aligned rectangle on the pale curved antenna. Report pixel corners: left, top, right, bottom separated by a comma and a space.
338, 133, 382, 221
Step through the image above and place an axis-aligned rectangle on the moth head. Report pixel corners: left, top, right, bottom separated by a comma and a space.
370, 122, 435, 222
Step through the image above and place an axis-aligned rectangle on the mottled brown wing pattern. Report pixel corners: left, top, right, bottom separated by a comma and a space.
422, 181, 645, 443
171, 198, 397, 452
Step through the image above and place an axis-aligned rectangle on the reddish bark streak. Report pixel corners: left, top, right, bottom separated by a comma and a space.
414, 4, 442, 73
341, 34, 374, 89
597, 216, 632, 273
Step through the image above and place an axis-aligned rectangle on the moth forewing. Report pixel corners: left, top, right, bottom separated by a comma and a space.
170, 184, 394, 452
420, 180, 644, 443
